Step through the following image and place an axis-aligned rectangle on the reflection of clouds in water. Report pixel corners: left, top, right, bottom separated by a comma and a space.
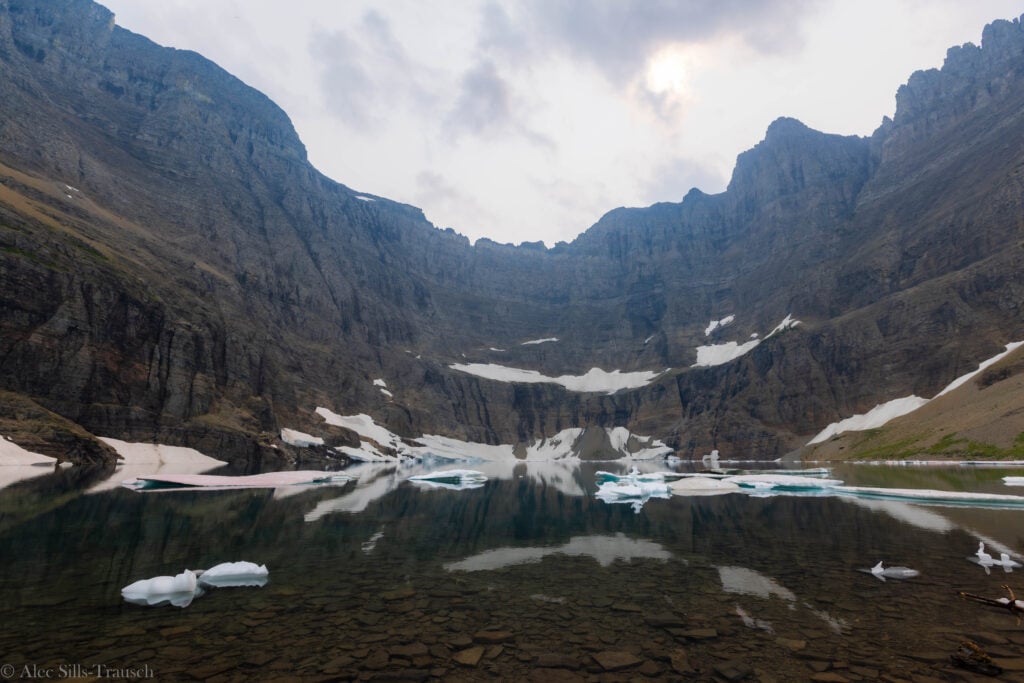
444, 533, 673, 572
735, 605, 773, 633
840, 495, 1024, 565
840, 496, 955, 533
804, 602, 848, 634
721, 566, 848, 634
717, 565, 795, 601
0, 464, 54, 490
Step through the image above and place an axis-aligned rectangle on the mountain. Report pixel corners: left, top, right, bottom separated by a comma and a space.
1, 0, 1023, 466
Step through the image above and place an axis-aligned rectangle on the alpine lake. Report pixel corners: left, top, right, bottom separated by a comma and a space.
4, 459, 1024, 682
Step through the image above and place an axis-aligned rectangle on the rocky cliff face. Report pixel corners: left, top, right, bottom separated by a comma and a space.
1, 0, 1023, 464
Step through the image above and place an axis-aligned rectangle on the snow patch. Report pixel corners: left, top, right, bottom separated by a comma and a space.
693, 314, 799, 368
281, 428, 324, 447
354, 195, 375, 202
373, 378, 393, 398
807, 396, 928, 445
0, 435, 55, 466
521, 337, 558, 345
449, 363, 663, 394
705, 315, 735, 336
807, 342, 1023, 445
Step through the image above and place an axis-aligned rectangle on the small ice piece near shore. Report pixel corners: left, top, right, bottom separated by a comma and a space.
408, 469, 487, 490
970, 542, 1021, 574
198, 561, 269, 588
865, 561, 919, 582
121, 569, 201, 607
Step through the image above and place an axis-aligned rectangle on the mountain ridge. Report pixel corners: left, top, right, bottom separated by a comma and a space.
1, 0, 1023, 465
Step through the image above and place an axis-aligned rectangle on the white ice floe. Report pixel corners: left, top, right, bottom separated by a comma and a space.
121, 569, 201, 608
448, 363, 664, 394
91, 438, 227, 494
724, 474, 843, 490
281, 428, 324, 447
122, 561, 268, 607
693, 314, 800, 368
865, 561, 920, 582
807, 396, 929, 445
717, 566, 796, 601
198, 561, 269, 588
444, 533, 672, 572
808, 341, 1023, 445
969, 542, 1022, 575
408, 469, 487, 490
705, 315, 736, 336
833, 485, 1024, 508
521, 337, 559, 345
594, 467, 672, 512
123, 471, 351, 491
669, 477, 741, 496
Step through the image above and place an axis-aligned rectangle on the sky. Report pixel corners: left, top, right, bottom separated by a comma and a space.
99, 1, 1024, 246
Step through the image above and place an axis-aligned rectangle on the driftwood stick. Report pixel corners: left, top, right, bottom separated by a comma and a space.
958, 585, 1024, 623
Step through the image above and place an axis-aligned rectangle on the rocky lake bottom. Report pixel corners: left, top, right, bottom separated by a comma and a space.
4, 462, 1024, 681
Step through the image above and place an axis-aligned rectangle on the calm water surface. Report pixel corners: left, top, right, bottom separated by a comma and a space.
3, 461, 1024, 681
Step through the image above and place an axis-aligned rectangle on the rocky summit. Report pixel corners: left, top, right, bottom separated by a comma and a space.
1, 0, 1024, 466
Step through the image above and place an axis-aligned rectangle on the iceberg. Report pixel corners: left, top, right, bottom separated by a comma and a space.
122, 562, 269, 607
669, 477, 741, 496
198, 561, 269, 588
121, 569, 201, 608
594, 468, 671, 512
864, 561, 919, 582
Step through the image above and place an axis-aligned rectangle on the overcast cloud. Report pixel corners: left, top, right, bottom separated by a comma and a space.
101, 0, 1024, 246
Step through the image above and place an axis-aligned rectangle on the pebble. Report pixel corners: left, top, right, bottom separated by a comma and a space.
592, 651, 642, 671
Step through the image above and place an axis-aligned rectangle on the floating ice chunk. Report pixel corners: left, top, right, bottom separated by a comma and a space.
669, 477, 741, 496
725, 474, 843, 491
121, 570, 201, 607
865, 561, 919, 582
999, 553, 1023, 569
834, 485, 1024, 509
198, 561, 269, 588
594, 468, 671, 512
124, 471, 351, 490
409, 469, 487, 490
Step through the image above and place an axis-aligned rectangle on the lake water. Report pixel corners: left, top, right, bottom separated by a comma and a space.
4, 461, 1024, 681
